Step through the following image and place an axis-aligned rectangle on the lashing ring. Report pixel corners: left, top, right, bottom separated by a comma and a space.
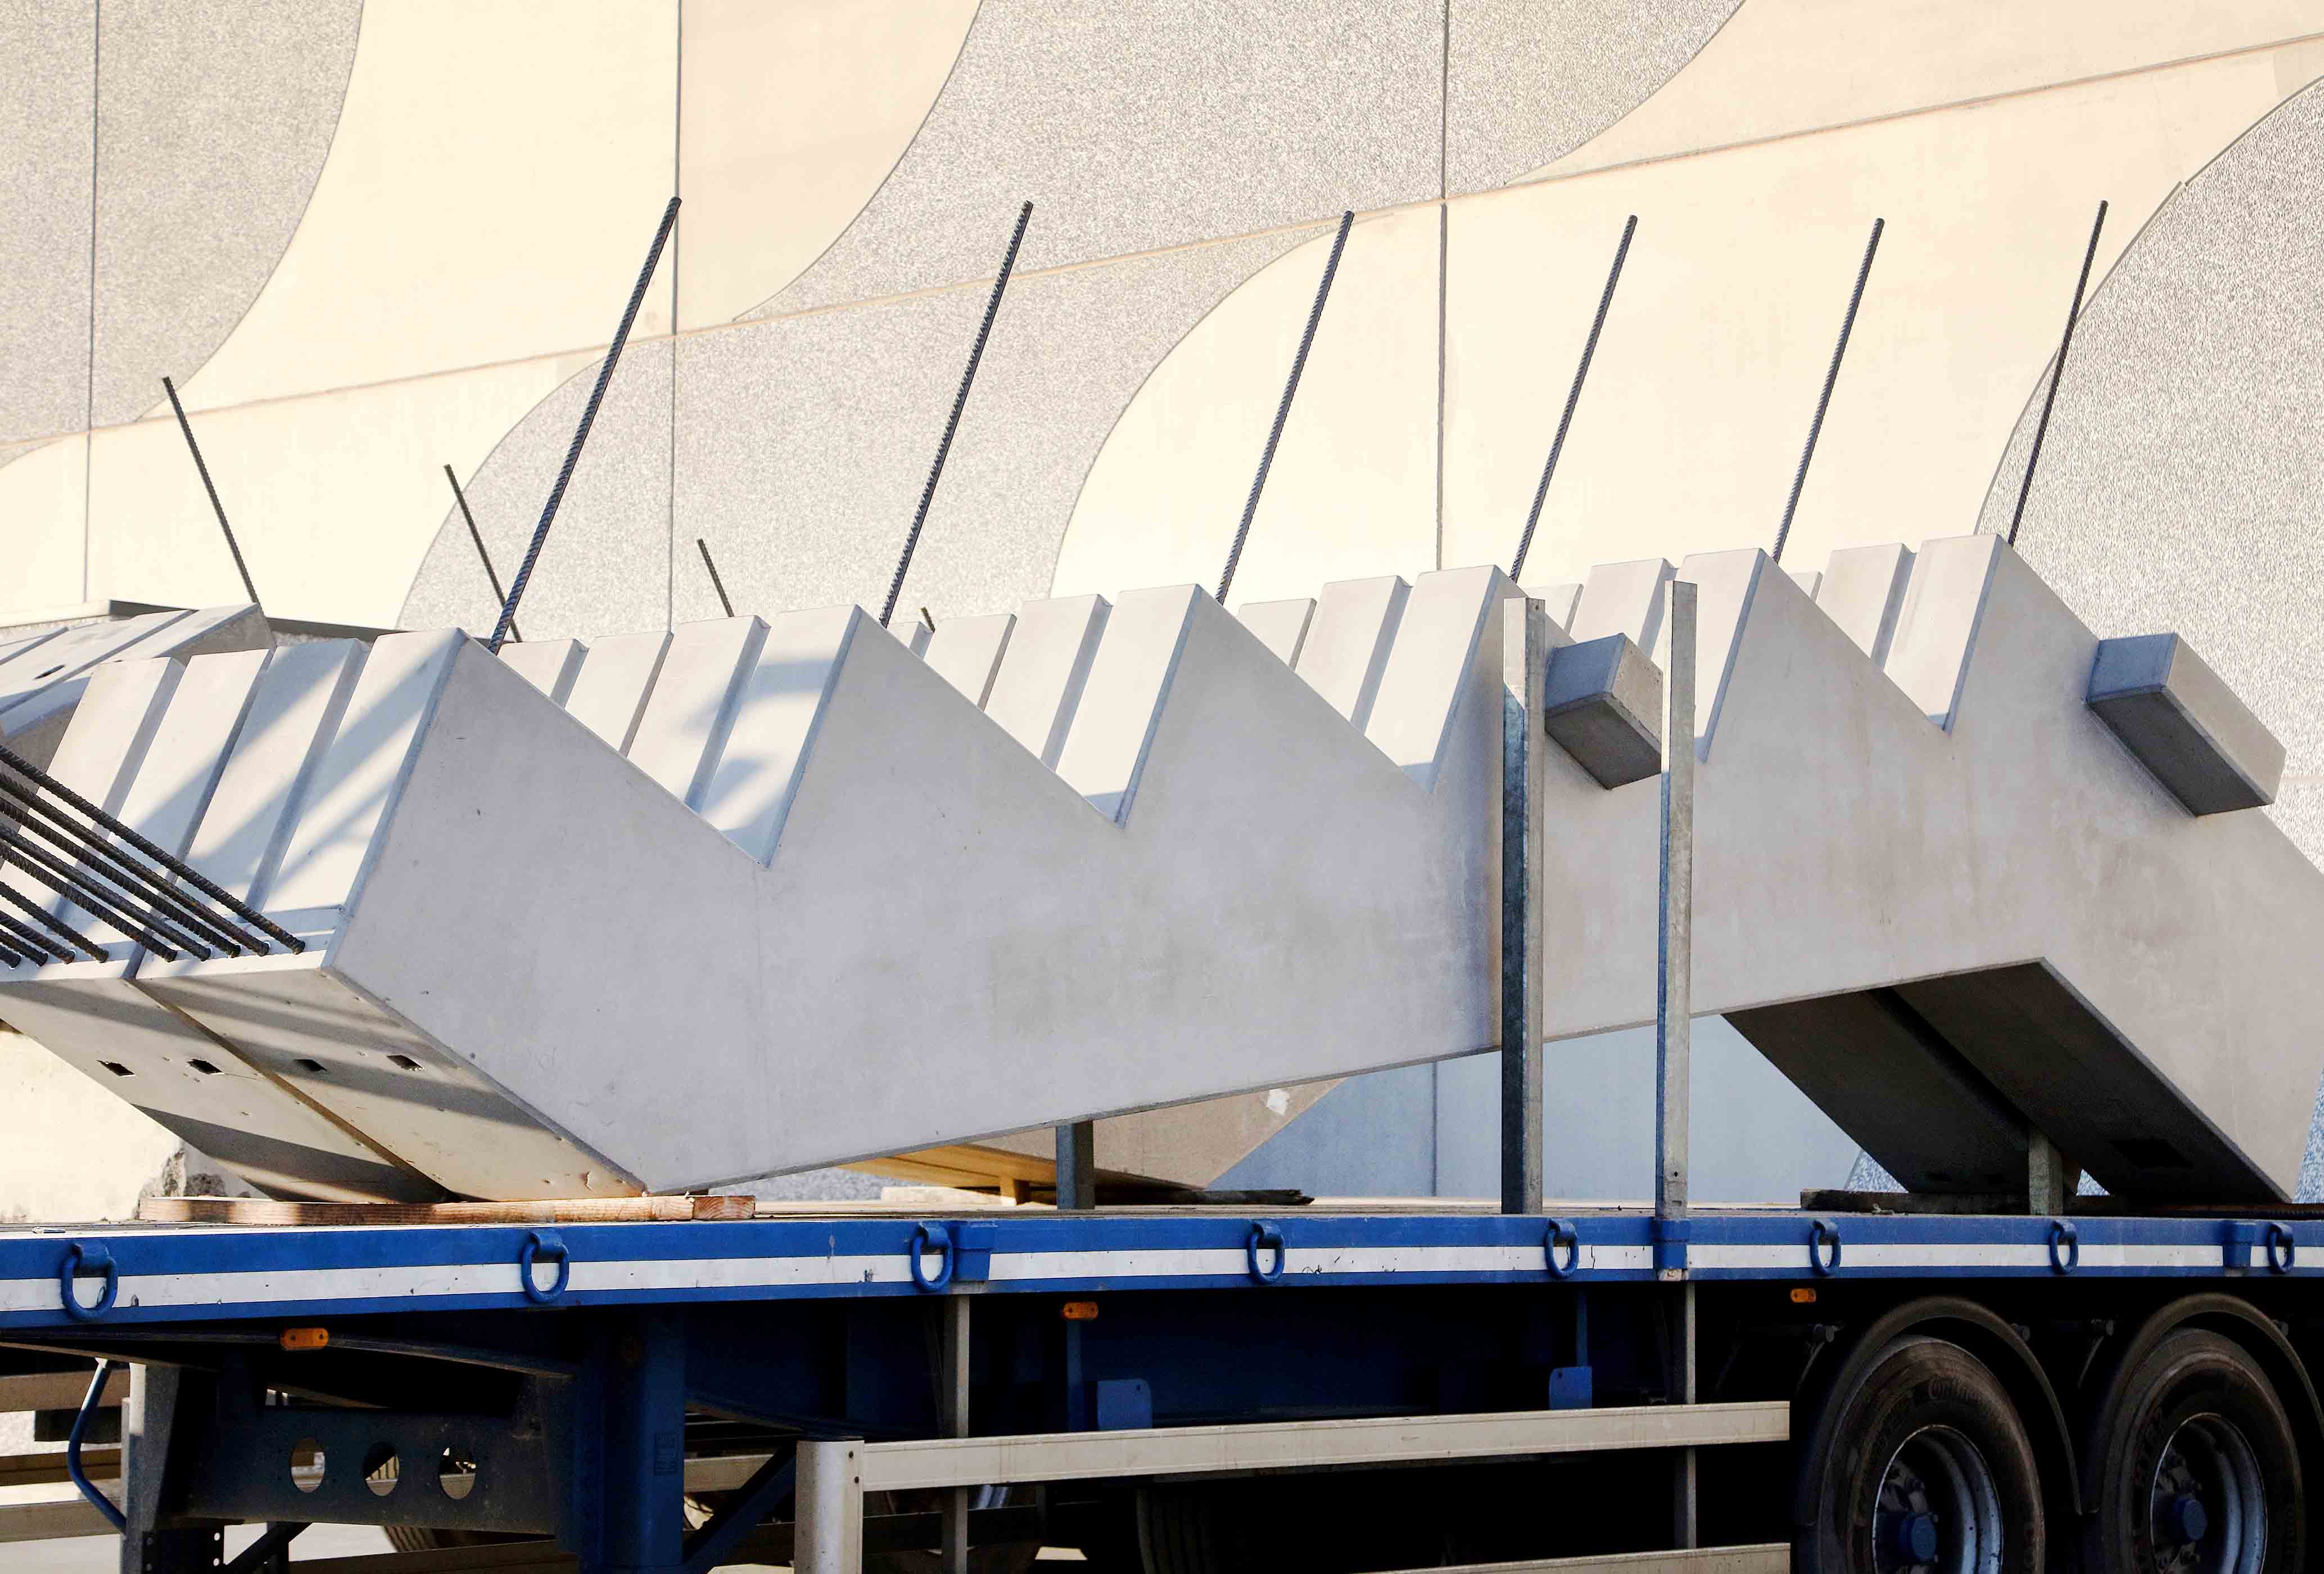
58, 1243, 119, 1323
2266, 1223, 2296, 1275
1544, 1219, 1581, 1280
1808, 1218, 1843, 1277
2047, 1219, 2079, 1275
519, 1230, 571, 1304
1245, 1223, 1286, 1284
909, 1223, 954, 1292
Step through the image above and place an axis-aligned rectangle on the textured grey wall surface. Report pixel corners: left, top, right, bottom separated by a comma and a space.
0, 1, 95, 449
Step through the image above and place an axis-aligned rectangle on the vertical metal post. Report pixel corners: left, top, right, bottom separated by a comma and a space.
1500, 596, 1548, 1215
939, 1297, 971, 1574
595, 1313, 688, 1574
1657, 579, 1698, 1549
2027, 1130, 2077, 1215
794, 1440, 865, 1573
1055, 1120, 1096, 1211
120, 1364, 224, 1574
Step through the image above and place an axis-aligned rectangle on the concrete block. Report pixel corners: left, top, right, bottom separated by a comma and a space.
1653, 549, 1769, 752
498, 638, 585, 704
1234, 598, 1315, 665
0, 606, 269, 770
561, 629, 670, 752
895, 618, 933, 657
1816, 542, 1914, 664
1541, 634, 1662, 790
1296, 576, 1407, 728
182, 641, 367, 906
1787, 570, 1822, 600
1568, 557, 1673, 648
627, 617, 767, 808
983, 594, 1109, 768
2087, 633, 2282, 815
1369, 567, 1520, 789
925, 613, 1016, 707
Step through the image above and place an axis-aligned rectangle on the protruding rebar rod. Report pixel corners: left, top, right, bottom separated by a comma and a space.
490, 195, 682, 653
0, 880, 108, 963
162, 375, 260, 606
0, 742, 302, 952
445, 464, 518, 642
0, 906, 67, 966
1218, 209, 1355, 606
0, 785, 256, 955
2009, 200, 2109, 549
1772, 218, 1884, 565
0, 832, 197, 959
880, 200, 1035, 628
1511, 215, 1637, 583
696, 538, 735, 619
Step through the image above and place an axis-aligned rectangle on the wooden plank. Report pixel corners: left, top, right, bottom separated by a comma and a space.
0, 1446, 117, 1490
1416, 1548, 1790, 1574
134, 1194, 754, 1226
0, 1366, 128, 1413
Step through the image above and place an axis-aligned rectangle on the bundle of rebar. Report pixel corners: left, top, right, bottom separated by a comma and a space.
0, 740, 302, 969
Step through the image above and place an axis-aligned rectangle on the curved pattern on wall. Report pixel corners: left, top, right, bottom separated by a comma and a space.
0, 0, 363, 445
1447, 0, 1743, 194
399, 228, 1312, 638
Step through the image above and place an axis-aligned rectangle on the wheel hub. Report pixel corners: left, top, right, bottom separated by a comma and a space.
2147, 1414, 2266, 1574
1871, 1426, 2005, 1574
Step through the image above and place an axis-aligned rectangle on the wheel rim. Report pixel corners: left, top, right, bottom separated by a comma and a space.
2147, 1413, 2267, 1574
1870, 1424, 2005, 1574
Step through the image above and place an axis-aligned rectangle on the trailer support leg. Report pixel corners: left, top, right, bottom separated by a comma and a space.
119, 1363, 224, 1574
1502, 594, 1548, 1216
587, 1312, 689, 1574
940, 1296, 972, 1574
794, 1440, 865, 1573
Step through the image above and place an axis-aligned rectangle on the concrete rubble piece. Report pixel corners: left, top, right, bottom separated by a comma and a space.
2, 539, 2320, 1206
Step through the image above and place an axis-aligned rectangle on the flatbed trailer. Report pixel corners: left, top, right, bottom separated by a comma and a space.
5, 1201, 2322, 1573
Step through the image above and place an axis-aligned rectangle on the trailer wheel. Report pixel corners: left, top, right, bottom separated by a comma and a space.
2082, 1329, 2302, 1574
1797, 1334, 2045, 1574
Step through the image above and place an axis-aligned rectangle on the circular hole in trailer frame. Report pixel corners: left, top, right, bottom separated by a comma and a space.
439, 1444, 478, 1501
362, 1442, 399, 1497
288, 1438, 327, 1493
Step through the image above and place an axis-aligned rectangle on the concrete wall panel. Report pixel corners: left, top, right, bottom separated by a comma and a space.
0, 0, 94, 447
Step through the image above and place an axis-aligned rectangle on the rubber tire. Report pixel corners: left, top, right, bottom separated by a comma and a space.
1796, 1334, 2046, 1574
2081, 1328, 2303, 1574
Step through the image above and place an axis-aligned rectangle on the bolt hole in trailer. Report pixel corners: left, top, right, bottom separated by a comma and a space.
5, 197, 2324, 1574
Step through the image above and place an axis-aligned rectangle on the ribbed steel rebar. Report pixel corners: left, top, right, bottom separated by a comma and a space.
0, 786, 255, 955
0, 906, 67, 965
1511, 215, 1637, 583
697, 538, 736, 619
0, 880, 108, 963
1773, 217, 1884, 566
489, 196, 681, 653
2009, 200, 2109, 549
162, 376, 260, 605
0, 742, 301, 952
0, 831, 199, 959
880, 200, 1035, 628
446, 464, 518, 642
1217, 209, 1355, 606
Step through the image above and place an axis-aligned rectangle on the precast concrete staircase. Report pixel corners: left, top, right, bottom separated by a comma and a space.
1, 539, 2316, 1205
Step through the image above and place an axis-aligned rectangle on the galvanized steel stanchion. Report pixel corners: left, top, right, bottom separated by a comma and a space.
1055, 1119, 1096, 1212
1771, 218, 1883, 566
1657, 579, 1698, 1548
161, 375, 261, 606
444, 464, 518, 642
1215, 209, 1355, 605
881, 201, 1034, 629
1510, 215, 1636, 583
2008, 200, 2108, 549
489, 195, 681, 653
1500, 596, 1549, 1215
794, 1440, 865, 1572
